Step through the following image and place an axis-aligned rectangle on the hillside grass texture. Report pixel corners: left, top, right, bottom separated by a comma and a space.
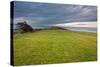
13, 29, 97, 66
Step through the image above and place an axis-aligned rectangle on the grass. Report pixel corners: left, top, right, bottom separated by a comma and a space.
13, 29, 97, 66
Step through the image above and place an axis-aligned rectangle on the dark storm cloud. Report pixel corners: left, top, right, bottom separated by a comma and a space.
13, 1, 97, 28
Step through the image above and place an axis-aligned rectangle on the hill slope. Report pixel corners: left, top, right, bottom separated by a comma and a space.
13, 29, 97, 66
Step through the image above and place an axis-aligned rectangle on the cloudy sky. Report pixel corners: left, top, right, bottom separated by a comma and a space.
13, 1, 97, 28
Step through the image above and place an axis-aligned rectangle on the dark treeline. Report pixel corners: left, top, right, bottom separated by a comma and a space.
14, 21, 67, 33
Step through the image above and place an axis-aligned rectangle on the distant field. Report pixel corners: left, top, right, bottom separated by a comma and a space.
13, 29, 97, 66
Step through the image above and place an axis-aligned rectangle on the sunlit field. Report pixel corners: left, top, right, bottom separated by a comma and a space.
14, 29, 97, 66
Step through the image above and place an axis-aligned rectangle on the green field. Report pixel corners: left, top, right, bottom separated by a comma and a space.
13, 29, 97, 66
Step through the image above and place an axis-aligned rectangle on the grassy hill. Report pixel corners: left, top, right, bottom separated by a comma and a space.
13, 29, 97, 66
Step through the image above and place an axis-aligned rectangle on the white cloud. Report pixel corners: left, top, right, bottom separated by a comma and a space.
78, 7, 97, 17
54, 22, 97, 28
13, 17, 47, 24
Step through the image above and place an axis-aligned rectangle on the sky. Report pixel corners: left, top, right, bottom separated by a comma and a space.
13, 1, 97, 28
